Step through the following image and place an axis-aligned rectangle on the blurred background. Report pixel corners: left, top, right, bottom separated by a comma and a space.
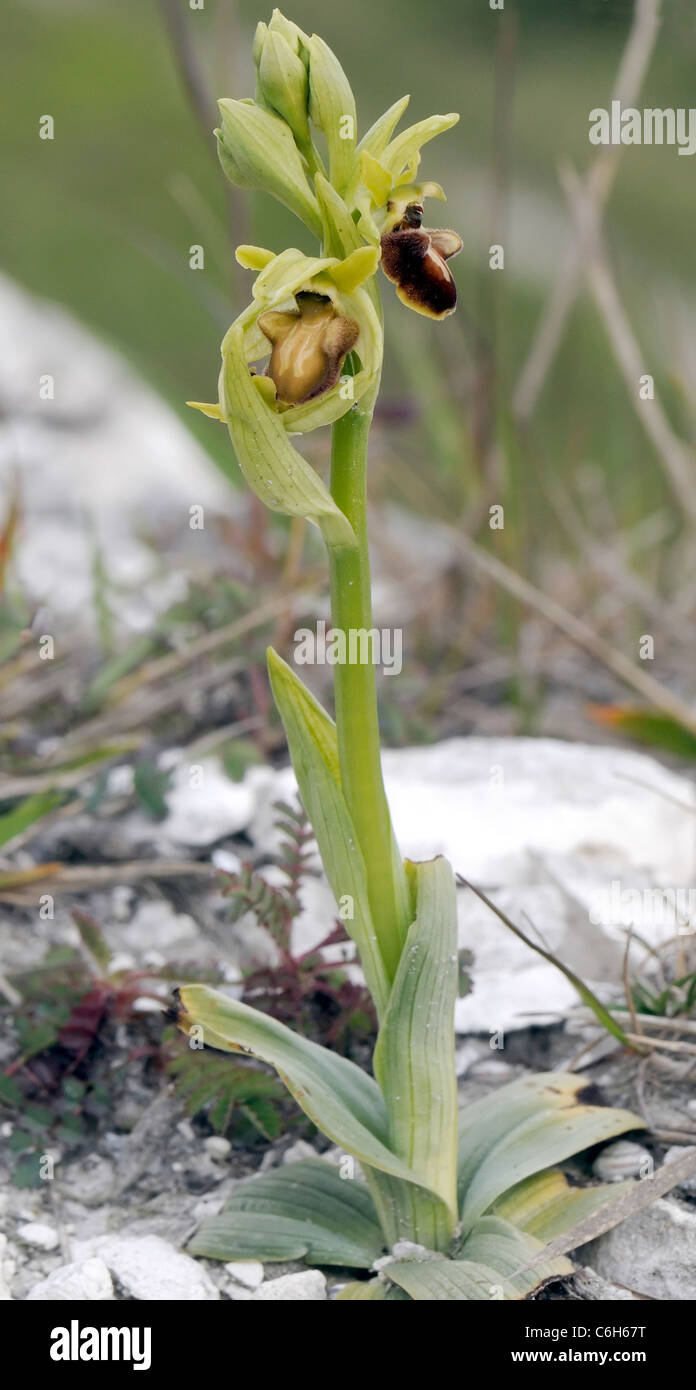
3, 0, 696, 805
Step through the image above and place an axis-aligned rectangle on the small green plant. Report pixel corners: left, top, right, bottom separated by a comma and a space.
175, 11, 645, 1300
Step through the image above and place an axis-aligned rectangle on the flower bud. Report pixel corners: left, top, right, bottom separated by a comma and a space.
306, 34, 357, 195
256, 27, 311, 151
216, 98, 321, 237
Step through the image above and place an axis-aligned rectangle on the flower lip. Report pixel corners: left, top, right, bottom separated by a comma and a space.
380, 202, 463, 320
258, 291, 360, 405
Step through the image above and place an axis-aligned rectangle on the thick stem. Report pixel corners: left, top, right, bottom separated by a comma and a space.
328, 405, 405, 980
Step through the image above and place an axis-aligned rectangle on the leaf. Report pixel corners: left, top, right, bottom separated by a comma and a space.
458, 1215, 572, 1295
189, 1158, 385, 1268
492, 1169, 633, 1245
0, 791, 66, 849
386, 1255, 519, 1301
588, 705, 696, 759
267, 649, 391, 1015
458, 1072, 644, 1236
373, 857, 459, 1246
335, 1278, 410, 1300
133, 759, 171, 820
72, 910, 111, 973
175, 984, 437, 1200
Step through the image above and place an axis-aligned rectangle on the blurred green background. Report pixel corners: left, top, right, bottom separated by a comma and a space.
2, 0, 696, 525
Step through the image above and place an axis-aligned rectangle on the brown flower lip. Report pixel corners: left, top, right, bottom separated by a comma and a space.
257, 292, 360, 405
380, 202, 463, 319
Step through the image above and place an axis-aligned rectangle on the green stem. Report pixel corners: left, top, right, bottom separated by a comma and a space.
328, 406, 406, 980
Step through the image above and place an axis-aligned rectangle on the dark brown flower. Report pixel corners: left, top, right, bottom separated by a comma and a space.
380, 203, 462, 319
257, 291, 360, 405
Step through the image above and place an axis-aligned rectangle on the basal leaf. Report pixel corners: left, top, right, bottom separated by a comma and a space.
458, 1072, 643, 1236
458, 1215, 571, 1295
492, 1168, 633, 1245
373, 857, 459, 1246
189, 1158, 384, 1268
386, 1255, 519, 1302
175, 985, 438, 1201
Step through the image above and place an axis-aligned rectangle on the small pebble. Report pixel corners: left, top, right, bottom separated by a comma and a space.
27, 1258, 113, 1302
592, 1140, 653, 1183
16, 1222, 60, 1251
254, 1270, 327, 1301
225, 1260, 264, 1290
204, 1137, 231, 1162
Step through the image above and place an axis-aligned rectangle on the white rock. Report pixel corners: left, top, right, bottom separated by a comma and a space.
0, 1235, 14, 1300
586, 1198, 696, 1300
0, 275, 231, 626
282, 1140, 318, 1165
204, 1137, 231, 1162
245, 737, 696, 1034
254, 1270, 327, 1301
73, 1235, 220, 1301
664, 1146, 696, 1195
16, 1222, 60, 1251
119, 899, 199, 953
26, 1258, 114, 1302
224, 1260, 264, 1290
161, 758, 254, 847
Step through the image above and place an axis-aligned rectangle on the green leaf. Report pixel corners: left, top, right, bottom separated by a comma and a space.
175, 985, 436, 1201
267, 649, 391, 1017
589, 705, 696, 759
12, 1151, 44, 1189
72, 910, 111, 973
387, 1255, 519, 1301
373, 857, 459, 1246
0, 791, 66, 849
492, 1168, 633, 1245
458, 1215, 572, 1295
133, 759, 171, 820
189, 1158, 385, 1268
335, 1278, 410, 1300
458, 1072, 644, 1236
0, 1074, 24, 1106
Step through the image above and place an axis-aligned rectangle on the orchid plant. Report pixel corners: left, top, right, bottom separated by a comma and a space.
177, 11, 644, 1300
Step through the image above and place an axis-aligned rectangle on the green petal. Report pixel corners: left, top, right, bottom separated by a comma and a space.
381, 113, 459, 184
